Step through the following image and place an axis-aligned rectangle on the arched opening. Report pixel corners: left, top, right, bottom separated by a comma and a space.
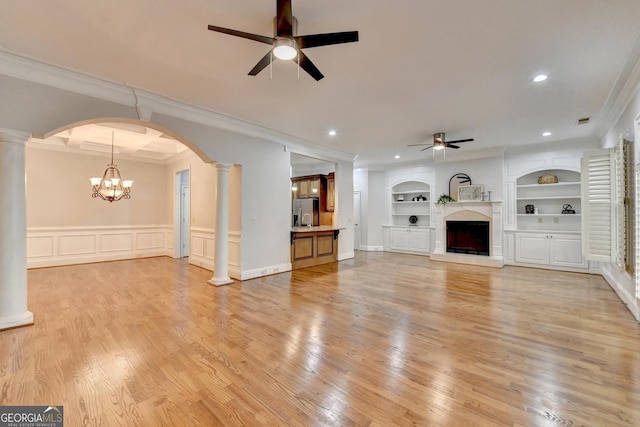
25, 118, 240, 279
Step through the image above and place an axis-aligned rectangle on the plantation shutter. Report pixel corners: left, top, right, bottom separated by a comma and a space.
581, 149, 615, 262
615, 138, 625, 269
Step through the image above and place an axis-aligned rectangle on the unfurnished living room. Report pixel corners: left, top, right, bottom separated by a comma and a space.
1, 1, 640, 426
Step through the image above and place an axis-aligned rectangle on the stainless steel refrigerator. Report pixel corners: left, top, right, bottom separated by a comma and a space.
292, 198, 319, 227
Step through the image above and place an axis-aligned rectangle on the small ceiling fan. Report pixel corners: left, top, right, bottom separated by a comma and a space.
409, 132, 474, 151
207, 0, 359, 81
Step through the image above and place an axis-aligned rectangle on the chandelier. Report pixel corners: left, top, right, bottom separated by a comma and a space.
89, 132, 133, 202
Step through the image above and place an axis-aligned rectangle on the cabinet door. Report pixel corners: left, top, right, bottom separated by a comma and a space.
389, 228, 409, 250
326, 178, 335, 211
299, 180, 309, 197
515, 233, 549, 264
408, 229, 430, 253
549, 234, 588, 268
310, 179, 320, 196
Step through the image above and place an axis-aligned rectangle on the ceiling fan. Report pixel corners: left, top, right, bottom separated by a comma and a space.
409, 132, 474, 151
207, 0, 359, 81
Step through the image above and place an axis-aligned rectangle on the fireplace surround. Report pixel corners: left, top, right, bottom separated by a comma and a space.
430, 201, 504, 267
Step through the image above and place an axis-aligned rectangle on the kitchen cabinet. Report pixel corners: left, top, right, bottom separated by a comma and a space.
291, 175, 323, 199
326, 176, 335, 211
515, 232, 587, 269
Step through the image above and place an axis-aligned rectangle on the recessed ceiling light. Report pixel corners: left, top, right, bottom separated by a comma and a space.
394, 155, 400, 159
533, 74, 548, 83
328, 130, 337, 136
542, 131, 551, 137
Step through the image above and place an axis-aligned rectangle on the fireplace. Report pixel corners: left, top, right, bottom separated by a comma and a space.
446, 220, 490, 256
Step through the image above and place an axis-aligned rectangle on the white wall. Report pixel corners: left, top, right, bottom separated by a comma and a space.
435, 156, 504, 201
26, 146, 169, 227
148, 114, 310, 277
354, 169, 385, 250
25, 146, 173, 268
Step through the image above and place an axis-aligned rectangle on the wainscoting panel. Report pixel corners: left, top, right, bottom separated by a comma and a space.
189, 227, 241, 280
58, 234, 97, 256
136, 231, 165, 250
100, 233, 133, 253
27, 226, 244, 280
27, 235, 54, 258
27, 226, 173, 268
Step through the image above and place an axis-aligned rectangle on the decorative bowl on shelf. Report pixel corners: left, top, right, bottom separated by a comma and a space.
538, 175, 558, 184
409, 215, 418, 224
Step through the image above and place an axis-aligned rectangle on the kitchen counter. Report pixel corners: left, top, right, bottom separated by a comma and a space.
290, 226, 343, 270
290, 225, 342, 233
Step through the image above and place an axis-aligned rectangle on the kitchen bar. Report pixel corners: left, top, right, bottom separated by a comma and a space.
290, 226, 342, 270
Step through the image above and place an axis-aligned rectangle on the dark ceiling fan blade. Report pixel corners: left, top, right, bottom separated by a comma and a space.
420, 145, 434, 151
248, 51, 274, 76
447, 144, 461, 149
207, 25, 275, 45
276, 0, 294, 37
446, 138, 474, 144
297, 50, 324, 81
295, 31, 359, 49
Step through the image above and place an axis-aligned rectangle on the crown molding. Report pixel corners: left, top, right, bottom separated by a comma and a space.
0, 49, 355, 164
0, 49, 136, 106
595, 35, 640, 139
132, 89, 355, 162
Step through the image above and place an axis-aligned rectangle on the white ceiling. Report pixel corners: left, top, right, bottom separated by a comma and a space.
2, 0, 640, 168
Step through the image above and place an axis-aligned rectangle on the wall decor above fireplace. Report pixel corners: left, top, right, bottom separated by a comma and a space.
448, 173, 471, 198
458, 184, 484, 201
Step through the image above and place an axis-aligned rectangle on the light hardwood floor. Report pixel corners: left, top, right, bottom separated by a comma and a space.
1, 253, 639, 426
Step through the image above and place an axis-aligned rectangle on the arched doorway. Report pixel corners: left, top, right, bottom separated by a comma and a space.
25, 118, 236, 286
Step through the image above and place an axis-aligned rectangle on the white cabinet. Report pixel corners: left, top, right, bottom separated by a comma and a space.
386, 227, 430, 254
515, 232, 587, 269
508, 168, 590, 272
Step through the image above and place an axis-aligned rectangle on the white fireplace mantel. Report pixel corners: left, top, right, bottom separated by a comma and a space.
430, 201, 504, 267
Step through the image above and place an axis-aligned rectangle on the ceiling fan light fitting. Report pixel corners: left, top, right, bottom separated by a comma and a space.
273, 38, 297, 60
433, 144, 445, 150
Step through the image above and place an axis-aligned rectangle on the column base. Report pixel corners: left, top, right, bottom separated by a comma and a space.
208, 277, 234, 287
0, 311, 34, 331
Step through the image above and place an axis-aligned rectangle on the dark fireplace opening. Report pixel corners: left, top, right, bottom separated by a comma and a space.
446, 220, 490, 256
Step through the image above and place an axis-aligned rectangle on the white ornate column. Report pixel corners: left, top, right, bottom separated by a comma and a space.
0, 129, 34, 330
208, 163, 234, 286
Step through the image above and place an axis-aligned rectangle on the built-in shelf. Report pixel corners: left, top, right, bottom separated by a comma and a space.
516, 196, 580, 200
516, 169, 581, 232
516, 182, 580, 188
390, 181, 430, 227
517, 214, 581, 217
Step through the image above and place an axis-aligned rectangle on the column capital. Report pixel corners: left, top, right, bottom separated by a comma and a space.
0, 128, 30, 146
214, 162, 233, 171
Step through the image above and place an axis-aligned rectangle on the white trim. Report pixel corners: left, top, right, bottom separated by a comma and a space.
338, 251, 356, 261
0, 50, 355, 163
239, 263, 292, 281
0, 50, 136, 106
359, 245, 384, 251
601, 263, 639, 321
27, 225, 173, 268
596, 44, 640, 139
